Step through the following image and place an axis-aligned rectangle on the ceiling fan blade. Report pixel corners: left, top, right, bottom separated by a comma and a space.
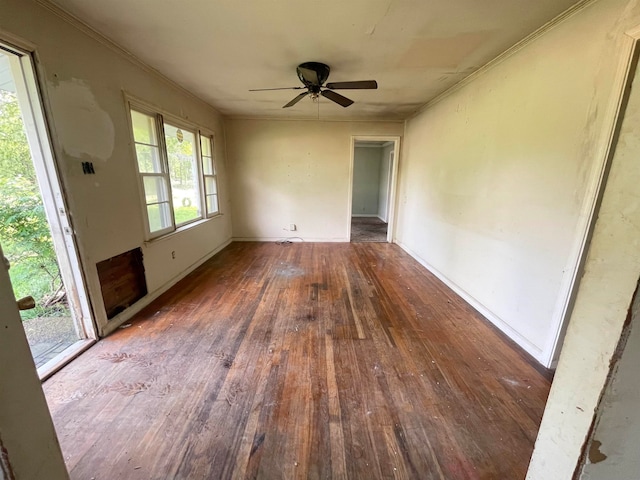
283, 92, 309, 108
298, 67, 321, 85
249, 86, 305, 91
321, 90, 354, 108
325, 80, 378, 90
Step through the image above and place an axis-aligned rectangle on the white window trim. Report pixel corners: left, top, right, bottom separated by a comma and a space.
200, 133, 220, 218
125, 95, 220, 241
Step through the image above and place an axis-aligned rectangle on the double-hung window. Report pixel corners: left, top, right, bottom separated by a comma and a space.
163, 122, 201, 226
129, 105, 220, 239
200, 135, 219, 215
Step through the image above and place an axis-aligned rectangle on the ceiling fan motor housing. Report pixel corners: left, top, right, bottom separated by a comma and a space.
250, 61, 376, 108
297, 62, 330, 87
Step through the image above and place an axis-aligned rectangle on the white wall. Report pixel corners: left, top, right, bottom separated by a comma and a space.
0, 0, 232, 335
225, 119, 403, 241
391, 3, 640, 476
527, 1, 640, 475
378, 143, 393, 222
392, 3, 640, 477
352, 146, 382, 216
396, 0, 639, 367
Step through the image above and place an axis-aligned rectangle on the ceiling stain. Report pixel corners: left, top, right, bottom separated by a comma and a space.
398, 31, 494, 69
44, 0, 579, 120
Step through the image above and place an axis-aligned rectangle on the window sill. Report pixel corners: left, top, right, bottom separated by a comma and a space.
144, 213, 224, 245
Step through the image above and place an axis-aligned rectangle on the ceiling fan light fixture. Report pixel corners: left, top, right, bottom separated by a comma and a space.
251, 61, 378, 109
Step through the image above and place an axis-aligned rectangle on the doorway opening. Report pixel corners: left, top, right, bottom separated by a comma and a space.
349, 137, 399, 243
0, 42, 95, 379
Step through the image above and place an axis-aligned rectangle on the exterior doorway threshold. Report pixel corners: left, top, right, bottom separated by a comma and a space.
38, 338, 95, 381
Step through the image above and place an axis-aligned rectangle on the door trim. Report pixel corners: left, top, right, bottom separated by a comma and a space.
1, 40, 97, 368
347, 136, 401, 243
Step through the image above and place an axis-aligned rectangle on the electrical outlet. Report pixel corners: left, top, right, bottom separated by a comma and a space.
290, 224, 296, 231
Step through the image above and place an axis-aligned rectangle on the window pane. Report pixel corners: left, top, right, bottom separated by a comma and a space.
147, 202, 171, 232
202, 156, 213, 175
205, 176, 218, 195
200, 136, 211, 156
135, 144, 162, 173
164, 123, 201, 225
143, 176, 169, 204
206, 194, 219, 214
131, 110, 157, 145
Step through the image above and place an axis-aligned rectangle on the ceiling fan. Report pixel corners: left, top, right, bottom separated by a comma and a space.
249, 62, 378, 108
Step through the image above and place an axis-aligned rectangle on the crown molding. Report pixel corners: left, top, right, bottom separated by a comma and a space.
226, 114, 404, 123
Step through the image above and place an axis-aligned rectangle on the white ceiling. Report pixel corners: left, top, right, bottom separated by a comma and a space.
48, 0, 580, 121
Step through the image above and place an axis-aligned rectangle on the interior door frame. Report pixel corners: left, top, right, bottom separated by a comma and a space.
347, 135, 401, 243
383, 148, 395, 224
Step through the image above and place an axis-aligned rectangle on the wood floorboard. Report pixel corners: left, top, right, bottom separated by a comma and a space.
43, 242, 551, 480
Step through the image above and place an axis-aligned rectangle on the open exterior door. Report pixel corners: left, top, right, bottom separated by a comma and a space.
1, 42, 96, 379
0, 244, 68, 479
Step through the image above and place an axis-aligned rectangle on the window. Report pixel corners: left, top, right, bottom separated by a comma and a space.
130, 110, 172, 235
129, 106, 219, 239
200, 135, 219, 216
164, 122, 201, 226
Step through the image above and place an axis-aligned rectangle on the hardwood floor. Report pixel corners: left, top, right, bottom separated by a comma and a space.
44, 242, 551, 479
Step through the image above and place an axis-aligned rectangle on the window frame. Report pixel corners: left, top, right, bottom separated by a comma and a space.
199, 133, 220, 218
127, 98, 220, 241
162, 119, 204, 228
129, 105, 175, 238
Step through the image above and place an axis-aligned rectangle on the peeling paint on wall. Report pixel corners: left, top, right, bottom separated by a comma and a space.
588, 440, 608, 464
48, 78, 114, 161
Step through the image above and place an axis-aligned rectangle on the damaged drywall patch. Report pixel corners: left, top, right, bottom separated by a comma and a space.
48, 78, 114, 161
588, 439, 607, 464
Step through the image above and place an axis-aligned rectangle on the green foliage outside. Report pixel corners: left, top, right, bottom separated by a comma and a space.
174, 206, 198, 225
147, 205, 198, 231
165, 129, 199, 225
0, 90, 68, 320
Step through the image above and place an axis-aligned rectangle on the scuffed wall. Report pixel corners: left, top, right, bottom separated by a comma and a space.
397, 0, 639, 367
0, 0, 232, 334
393, 1, 640, 475
47, 78, 115, 161
225, 119, 403, 241
528, 1, 640, 475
